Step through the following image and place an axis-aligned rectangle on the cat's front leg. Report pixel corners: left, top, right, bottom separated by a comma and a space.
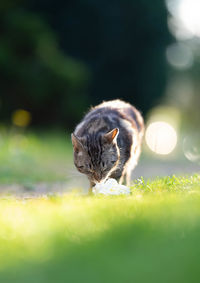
88, 181, 95, 195
125, 170, 131, 187
119, 174, 125, 185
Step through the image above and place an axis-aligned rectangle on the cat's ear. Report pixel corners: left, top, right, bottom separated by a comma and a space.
104, 128, 119, 144
71, 133, 84, 152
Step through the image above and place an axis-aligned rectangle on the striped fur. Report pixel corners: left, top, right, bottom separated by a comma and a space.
71, 99, 144, 190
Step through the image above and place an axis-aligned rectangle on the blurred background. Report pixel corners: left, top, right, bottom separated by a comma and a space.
0, 0, 200, 194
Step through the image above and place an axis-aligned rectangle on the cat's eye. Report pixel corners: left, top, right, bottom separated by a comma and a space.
77, 166, 84, 169
111, 160, 116, 164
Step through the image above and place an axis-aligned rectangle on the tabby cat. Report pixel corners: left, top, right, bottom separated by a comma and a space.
71, 100, 144, 190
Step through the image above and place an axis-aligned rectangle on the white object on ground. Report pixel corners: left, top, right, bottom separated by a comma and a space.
92, 178, 130, 195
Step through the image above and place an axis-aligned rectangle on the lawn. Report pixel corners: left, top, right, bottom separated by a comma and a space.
0, 130, 200, 282
0, 130, 72, 193
0, 175, 200, 282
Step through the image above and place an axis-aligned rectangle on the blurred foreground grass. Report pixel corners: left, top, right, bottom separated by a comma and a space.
0, 174, 200, 282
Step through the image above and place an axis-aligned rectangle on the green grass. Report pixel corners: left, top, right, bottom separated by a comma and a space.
1, 130, 200, 282
0, 129, 72, 184
0, 174, 200, 283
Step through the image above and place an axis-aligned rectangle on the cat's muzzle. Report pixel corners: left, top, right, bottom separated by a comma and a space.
93, 172, 102, 182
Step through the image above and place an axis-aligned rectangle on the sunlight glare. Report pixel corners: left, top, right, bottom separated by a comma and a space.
166, 0, 200, 38
178, 0, 200, 37
145, 122, 178, 155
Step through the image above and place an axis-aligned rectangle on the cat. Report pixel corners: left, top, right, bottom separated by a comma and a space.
71, 99, 144, 191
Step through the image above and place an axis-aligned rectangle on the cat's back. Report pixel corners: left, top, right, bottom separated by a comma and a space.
75, 99, 144, 137
95, 100, 144, 134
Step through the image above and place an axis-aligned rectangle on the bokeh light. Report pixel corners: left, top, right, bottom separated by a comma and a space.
166, 0, 200, 39
145, 122, 178, 155
183, 134, 200, 163
166, 43, 193, 70
178, 0, 200, 37
12, 109, 31, 127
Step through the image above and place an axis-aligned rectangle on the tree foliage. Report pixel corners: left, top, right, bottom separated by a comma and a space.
0, 0, 172, 129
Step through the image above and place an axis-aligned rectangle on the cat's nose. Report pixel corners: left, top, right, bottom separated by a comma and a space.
94, 172, 101, 182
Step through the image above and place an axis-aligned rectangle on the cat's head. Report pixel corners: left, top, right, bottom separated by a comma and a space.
71, 128, 120, 185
